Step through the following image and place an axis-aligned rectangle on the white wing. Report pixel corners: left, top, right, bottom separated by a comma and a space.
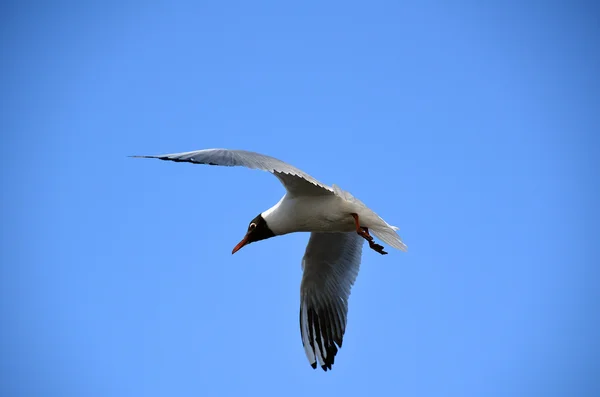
132, 148, 334, 197
299, 232, 363, 371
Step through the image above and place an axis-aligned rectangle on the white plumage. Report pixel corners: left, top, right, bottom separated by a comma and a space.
133, 148, 408, 371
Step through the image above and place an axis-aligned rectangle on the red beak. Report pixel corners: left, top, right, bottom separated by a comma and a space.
232, 235, 249, 254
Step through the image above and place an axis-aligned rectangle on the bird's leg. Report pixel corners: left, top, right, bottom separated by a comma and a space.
350, 213, 388, 255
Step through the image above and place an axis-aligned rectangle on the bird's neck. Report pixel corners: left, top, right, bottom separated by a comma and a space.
261, 194, 291, 236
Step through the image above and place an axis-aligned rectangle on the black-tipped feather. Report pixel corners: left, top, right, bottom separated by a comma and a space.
130, 149, 336, 197
311, 308, 326, 369
300, 232, 364, 371
300, 301, 348, 371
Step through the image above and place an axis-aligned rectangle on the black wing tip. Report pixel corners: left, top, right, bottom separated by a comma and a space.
129, 155, 194, 163
309, 352, 337, 372
303, 306, 344, 372
129, 155, 165, 160
321, 345, 337, 371
310, 358, 335, 371
320, 354, 335, 372
309, 343, 339, 372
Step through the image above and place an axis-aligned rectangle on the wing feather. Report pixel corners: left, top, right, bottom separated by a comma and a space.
299, 232, 363, 371
132, 148, 334, 197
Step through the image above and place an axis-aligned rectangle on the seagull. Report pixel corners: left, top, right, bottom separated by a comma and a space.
132, 149, 408, 371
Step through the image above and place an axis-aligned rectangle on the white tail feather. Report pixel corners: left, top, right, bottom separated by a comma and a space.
370, 227, 408, 252
332, 184, 408, 252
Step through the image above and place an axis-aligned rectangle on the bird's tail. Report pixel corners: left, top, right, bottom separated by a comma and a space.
370, 226, 408, 252
332, 184, 408, 252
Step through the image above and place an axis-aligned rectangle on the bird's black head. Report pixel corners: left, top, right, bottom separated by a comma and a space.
232, 214, 275, 254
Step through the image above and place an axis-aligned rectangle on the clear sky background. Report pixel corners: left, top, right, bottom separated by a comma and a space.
1, 1, 598, 396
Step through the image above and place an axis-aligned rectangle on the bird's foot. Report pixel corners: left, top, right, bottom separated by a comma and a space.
367, 240, 388, 255
351, 213, 388, 255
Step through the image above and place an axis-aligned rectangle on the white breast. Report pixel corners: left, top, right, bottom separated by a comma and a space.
262, 194, 356, 235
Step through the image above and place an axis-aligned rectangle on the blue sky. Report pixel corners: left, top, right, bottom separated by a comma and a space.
1, 1, 598, 396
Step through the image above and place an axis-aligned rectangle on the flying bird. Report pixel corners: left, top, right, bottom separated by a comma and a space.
132, 149, 408, 371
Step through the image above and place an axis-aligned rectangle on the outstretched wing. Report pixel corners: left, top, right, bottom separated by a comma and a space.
299, 232, 364, 371
132, 148, 334, 197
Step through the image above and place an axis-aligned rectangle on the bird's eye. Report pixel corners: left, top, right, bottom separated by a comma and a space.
249, 223, 257, 230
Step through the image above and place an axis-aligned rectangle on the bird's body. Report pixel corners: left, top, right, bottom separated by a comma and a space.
133, 148, 407, 371
263, 191, 402, 238
263, 193, 356, 234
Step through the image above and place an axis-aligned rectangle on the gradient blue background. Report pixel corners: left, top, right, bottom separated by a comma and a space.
1, 1, 598, 396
